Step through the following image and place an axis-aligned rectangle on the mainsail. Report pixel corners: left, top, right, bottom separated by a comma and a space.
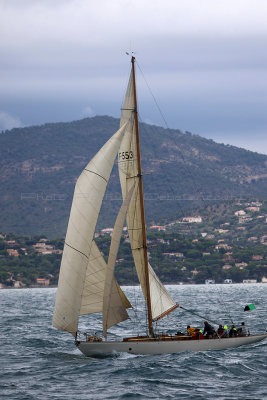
118, 64, 177, 321
53, 59, 177, 340
52, 123, 130, 336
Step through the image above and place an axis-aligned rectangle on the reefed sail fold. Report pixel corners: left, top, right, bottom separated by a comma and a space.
52, 123, 129, 336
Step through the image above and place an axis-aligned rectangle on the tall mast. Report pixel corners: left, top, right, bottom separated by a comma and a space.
131, 56, 154, 337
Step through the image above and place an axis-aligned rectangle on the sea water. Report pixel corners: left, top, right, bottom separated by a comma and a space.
0, 284, 266, 400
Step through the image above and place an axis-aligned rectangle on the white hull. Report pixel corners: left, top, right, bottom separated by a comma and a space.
77, 333, 267, 357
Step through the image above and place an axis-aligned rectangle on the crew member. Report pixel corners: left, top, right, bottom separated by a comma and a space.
229, 324, 237, 337
203, 321, 216, 338
237, 322, 247, 336
186, 325, 195, 336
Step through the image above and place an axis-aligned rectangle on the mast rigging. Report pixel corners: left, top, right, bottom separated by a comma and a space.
131, 56, 154, 337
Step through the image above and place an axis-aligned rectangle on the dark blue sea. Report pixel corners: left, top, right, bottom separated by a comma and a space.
1, 284, 267, 400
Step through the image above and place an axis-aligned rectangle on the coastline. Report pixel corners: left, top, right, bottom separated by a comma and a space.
1, 282, 266, 290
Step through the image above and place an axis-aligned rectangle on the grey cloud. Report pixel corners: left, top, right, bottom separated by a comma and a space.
0, 0, 266, 154
0, 111, 23, 131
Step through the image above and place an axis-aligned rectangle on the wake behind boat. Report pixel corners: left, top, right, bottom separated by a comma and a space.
52, 57, 267, 356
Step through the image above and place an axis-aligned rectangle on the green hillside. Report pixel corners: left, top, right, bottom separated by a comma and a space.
1, 115, 267, 237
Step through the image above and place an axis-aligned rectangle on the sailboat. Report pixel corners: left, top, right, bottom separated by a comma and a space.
52, 57, 267, 356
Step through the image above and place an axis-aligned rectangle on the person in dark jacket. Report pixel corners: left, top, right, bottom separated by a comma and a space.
229, 324, 237, 337
203, 321, 216, 338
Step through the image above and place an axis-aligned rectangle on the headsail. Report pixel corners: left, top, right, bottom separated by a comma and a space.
102, 184, 136, 337
79, 239, 131, 316
52, 123, 129, 336
148, 264, 178, 321
118, 60, 177, 322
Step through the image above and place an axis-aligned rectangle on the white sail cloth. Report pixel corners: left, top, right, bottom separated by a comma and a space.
118, 69, 177, 321
52, 123, 129, 336
102, 184, 136, 337
79, 240, 131, 316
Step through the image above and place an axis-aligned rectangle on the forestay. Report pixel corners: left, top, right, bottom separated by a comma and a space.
118, 68, 177, 321
52, 123, 129, 336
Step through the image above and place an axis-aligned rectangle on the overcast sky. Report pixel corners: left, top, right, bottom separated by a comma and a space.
1, 0, 267, 154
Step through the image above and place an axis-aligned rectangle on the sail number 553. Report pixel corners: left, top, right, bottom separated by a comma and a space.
118, 151, 134, 160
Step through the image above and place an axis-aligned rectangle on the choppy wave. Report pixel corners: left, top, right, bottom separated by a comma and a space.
0, 285, 266, 399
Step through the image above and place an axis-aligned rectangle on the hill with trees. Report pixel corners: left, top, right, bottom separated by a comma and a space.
1, 201, 267, 287
1, 115, 267, 237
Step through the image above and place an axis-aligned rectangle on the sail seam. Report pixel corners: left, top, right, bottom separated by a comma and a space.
84, 169, 108, 182
117, 161, 137, 165
65, 242, 89, 259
